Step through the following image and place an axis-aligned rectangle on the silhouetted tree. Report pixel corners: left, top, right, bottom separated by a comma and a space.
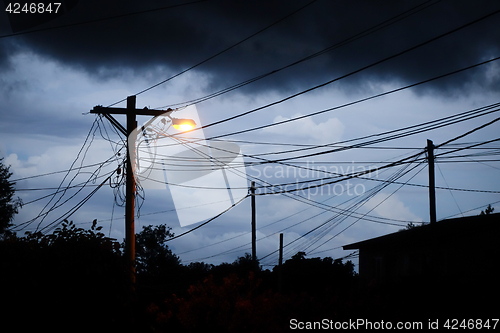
232, 252, 261, 274
131, 224, 186, 300
187, 261, 212, 271
291, 251, 306, 260
146, 254, 360, 331
0, 158, 22, 236
398, 221, 427, 232
210, 253, 262, 285
278, 252, 357, 296
185, 261, 213, 281
1, 219, 126, 330
480, 204, 494, 215
134, 224, 180, 276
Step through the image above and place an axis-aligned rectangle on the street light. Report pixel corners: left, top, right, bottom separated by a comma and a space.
172, 118, 196, 131
90, 98, 198, 293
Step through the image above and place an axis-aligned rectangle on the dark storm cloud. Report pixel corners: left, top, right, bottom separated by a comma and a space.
1, 0, 499, 95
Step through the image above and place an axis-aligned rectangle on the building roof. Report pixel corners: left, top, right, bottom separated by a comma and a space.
343, 212, 500, 250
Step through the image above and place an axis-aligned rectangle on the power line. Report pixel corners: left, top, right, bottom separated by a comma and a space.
134, 102, 500, 195
107, 0, 320, 107
258, 159, 426, 264
158, 163, 418, 256
17, 183, 109, 191
175, 9, 500, 137
10, 117, 126, 232
0, 0, 212, 40
11, 169, 117, 231
247, 118, 500, 196
134, 109, 500, 195
10, 159, 120, 183
145, 101, 499, 165
436, 159, 500, 164
305, 163, 428, 256
435, 117, 500, 149
253, 107, 500, 162
442, 200, 500, 220
143, 100, 500, 168
254, 105, 500, 164
436, 162, 464, 217
30, 117, 101, 230
176, 163, 408, 260
201, 57, 500, 141
182, 157, 427, 263
180, 175, 421, 260
155, 0, 441, 109
134, 65, 499, 175
282, 160, 426, 258
38, 173, 115, 234
165, 194, 248, 242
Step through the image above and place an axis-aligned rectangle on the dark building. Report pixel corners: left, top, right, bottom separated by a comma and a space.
343, 213, 500, 317
344, 212, 500, 285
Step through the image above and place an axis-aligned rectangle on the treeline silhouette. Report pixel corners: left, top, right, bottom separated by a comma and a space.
1, 221, 495, 332
0, 222, 362, 331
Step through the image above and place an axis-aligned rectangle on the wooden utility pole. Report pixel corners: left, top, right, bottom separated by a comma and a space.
251, 181, 256, 262
279, 233, 283, 266
91, 96, 170, 291
125, 96, 137, 288
427, 139, 437, 224
278, 233, 283, 293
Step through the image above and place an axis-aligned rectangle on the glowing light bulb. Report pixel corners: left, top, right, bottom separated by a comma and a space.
172, 118, 196, 131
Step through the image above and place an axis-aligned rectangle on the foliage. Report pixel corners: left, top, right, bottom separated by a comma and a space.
291, 251, 306, 260
0, 158, 22, 235
146, 259, 360, 332
210, 253, 261, 283
480, 204, 494, 215
1, 222, 363, 330
277, 252, 358, 296
398, 221, 427, 232
148, 272, 300, 332
134, 224, 181, 276
24, 218, 120, 252
0, 219, 126, 330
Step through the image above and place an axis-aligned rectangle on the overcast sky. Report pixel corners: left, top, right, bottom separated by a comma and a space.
1, 0, 499, 268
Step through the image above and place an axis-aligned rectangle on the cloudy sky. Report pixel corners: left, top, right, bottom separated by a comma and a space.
1, 0, 499, 268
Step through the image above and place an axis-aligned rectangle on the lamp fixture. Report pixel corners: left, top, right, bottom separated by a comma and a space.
172, 118, 196, 131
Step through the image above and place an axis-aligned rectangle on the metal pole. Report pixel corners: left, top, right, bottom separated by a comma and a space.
427, 139, 436, 224
125, 96, 137, 289
251, 181, 256, 262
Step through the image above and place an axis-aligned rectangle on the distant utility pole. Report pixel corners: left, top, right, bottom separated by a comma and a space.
427, 139, 437, 224
91, 96, 170, 292
278, 233, 283, 293
251, 181, 256, 262
279, 233, 283, 266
